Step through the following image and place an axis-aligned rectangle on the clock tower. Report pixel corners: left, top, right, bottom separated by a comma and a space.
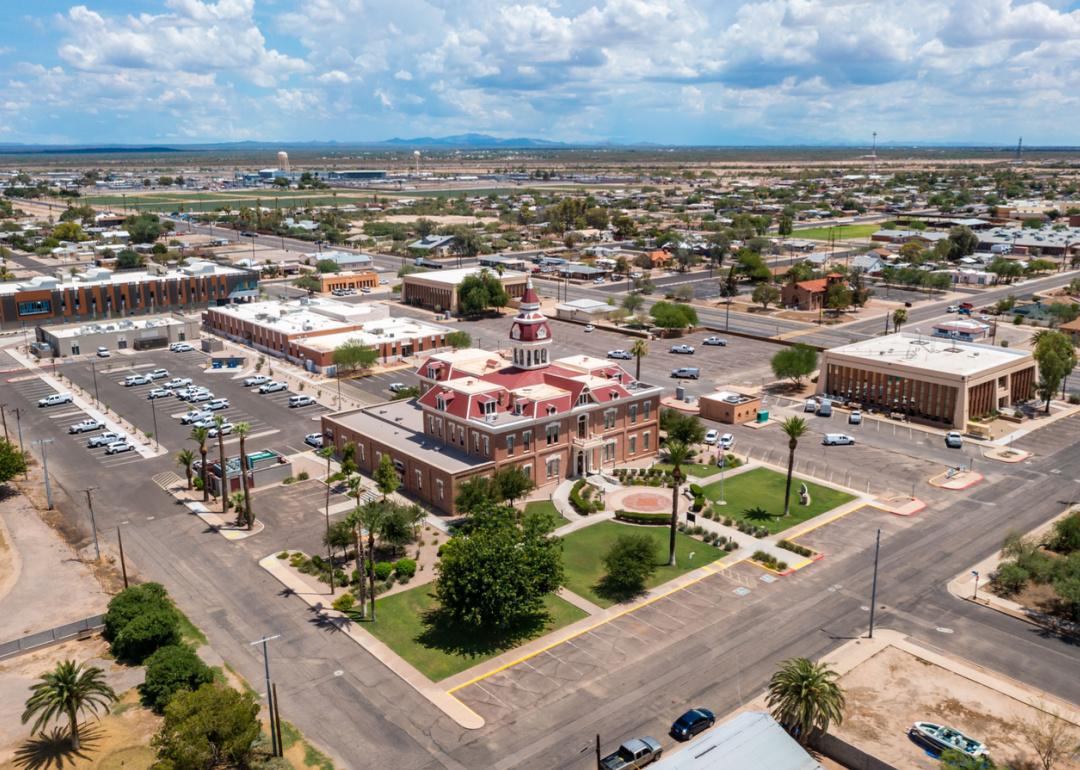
509, 275, 552, 370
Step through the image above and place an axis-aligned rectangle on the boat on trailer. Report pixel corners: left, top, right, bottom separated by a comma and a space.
909, 721, 989, 758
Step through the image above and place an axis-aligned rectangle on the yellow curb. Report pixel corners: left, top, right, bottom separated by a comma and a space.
784, 500, 870, 541
447, 557, 740, 694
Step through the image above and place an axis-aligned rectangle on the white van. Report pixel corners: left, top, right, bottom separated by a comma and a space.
822, 433, 855, 446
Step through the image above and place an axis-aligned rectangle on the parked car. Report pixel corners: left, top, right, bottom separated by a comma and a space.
946, 305, 960, 313
593, 277, 605, 285
670, 708, 715, 741
244, 374, 270, 387
289, 395, 317, 408
147, 387, 173, 399
718, 433, 734, 450
945, 431, 964, 448
68, 419, 102, 434
599, 737, 663, 770
147, 368, 169, 380
207, 422, 234, 438
189, 391, 213, 403
804, 398, 818, 413
105, 440, 135, 455
38, 392, 73, 408
165, 377, 193, 389
305, 432, 324, 448
96, 346, 110, 358
388, 382, 409, 394
671, 367, 700, 379
584, 324, 596, 332
703, 429, 719, 445
607, 350, 633, 360
822, 433, 855, 446
259, 381, 287, 394
817, 399, 833, 417
702, 336, 727, 346
192, 417, 216, 429
205, 398, 230, 411
181, 409, 213, 425
170, 342, 195, 353
87, 432, 122, 448
848, 410, 862, 425
124, 374, 150, 387
670, 344, 695, 354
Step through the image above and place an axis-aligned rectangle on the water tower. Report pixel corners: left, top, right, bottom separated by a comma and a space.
277, 151, 291, 173
413, 150, 421, 176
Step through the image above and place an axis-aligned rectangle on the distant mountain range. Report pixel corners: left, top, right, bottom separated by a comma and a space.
381, 133, 572, 148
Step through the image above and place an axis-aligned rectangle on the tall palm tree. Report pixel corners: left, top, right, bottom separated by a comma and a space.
234, 422, 252, 528
345, 481, 366, 616
891, 308, 907, 333
664, 440, 692, 566
22, 660, 117, 750
175, 449, 195, 490
354, 500, 388, 621
213, 415, 228, 515
766, 657, 845, 746
630, 338, 649, 381
780, 417, 808, 518
190, 427, 210, 502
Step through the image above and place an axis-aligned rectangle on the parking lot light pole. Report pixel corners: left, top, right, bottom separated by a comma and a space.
83, 488, 101, 561
971, 570, 980, 601
33, 439, 55, 509
867, 528, 882, 638
90, 361, 100, 404
0, 403, 9, 442
13, 408, 27, 479
251, 635, 281, 756
150, 395, 159, 449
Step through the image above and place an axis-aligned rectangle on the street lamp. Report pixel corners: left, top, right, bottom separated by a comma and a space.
250, 635, 282, 757
971, 570, 980, 601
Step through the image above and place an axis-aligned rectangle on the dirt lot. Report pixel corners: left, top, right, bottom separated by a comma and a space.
836, 645, 1080, 770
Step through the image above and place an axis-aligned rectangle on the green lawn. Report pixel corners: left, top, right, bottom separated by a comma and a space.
653, 462, 718, 479
702, 467, 854, 534
790, 223, 881, 241
363, 586, 587, 681
524, 499, 569, 531
560, 521, 722, 608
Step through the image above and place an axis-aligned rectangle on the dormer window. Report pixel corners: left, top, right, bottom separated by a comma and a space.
576, 392, 590, 406
427, 366, 439, 379
547, 405, 557, 416
610, 391, 620, 400
435, 396, 447, 411
481, 399, 496, 415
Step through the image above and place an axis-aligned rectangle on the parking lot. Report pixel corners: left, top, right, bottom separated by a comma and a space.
57, 348, 331, 455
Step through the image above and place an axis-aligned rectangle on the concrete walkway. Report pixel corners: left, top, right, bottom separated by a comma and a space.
551, 478, 576, 519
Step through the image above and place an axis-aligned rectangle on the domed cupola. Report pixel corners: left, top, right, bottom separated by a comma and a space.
509, 275, 551, 370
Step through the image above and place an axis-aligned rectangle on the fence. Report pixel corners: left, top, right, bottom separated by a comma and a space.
0, 615, 105, 660
811, 733, 898, 770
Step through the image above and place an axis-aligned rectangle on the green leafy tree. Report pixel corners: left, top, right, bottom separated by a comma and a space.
599, 534, 658, 600
946, 226, 979, 260
446, 330, 472, 349
125, 212, 169, 244
771, 344, 819, 385
455, 475, 497, 513
352, 500, 390, 620
415, 218, 436, 237
451, 226, 483, 259
649, 301, 698, 331
1033, 330, 1077, 413
988, 257, 1024, 284
152, 684, 260, 770
660, 409, 704, 445
780, 417, 809, 517
52, 221, 85, 242
112, 606, 181, 663
293, 274, 321, 293
22, 660, 117, 750
103, 583, 170, 641
0, 438, 28, 484
315, 258, 341, 273
1049, 512, 1080, 553
766, 657, 845, 746
752, 283, 781, 309
938, 749, 1008, 769
115, 249, 145, 269
434, 505, 563, 629
457, 270, 509, 316
622, 294, 645, 315
139, 645, 214, 713
493, 465, 535, 506
332, 340, 379, 377
825, 282, 853, 313
664, 440, 693, 566
374, 453, 400, 498
736, 249, 771, 282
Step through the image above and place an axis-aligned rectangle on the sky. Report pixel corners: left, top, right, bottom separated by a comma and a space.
1, 0, 1080, 146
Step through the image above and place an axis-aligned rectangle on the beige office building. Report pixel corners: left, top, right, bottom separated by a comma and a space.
817, 333, 1036, 429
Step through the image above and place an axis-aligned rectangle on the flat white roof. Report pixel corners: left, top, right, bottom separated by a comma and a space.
206, 297, 389, 335
403, 267, 527, 286
44, 314, 191, 339
295, 317, 451, 351
826, 332, 1031, 377
0, 260, 246, 296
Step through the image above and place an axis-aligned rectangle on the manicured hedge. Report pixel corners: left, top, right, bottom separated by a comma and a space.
615, 510, 671, 525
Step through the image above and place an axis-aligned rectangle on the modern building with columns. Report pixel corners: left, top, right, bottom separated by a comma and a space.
817, 333, 1036, 429
321, 277, 663, 514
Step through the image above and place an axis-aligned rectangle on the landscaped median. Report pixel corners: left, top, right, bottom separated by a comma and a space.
701, 467, 855, 535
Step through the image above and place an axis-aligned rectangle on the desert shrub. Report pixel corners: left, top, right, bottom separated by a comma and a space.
140, 644, 214, 713
332, 593, 355, 612
113, 606, 181, 663
374, 561, 394, 581
104, 583, 171, 642
394, 558, 417, 579
991, 563, 1029, 597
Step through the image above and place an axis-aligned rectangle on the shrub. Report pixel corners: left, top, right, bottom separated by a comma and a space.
140, 644, 214, 713
103, 583, 170, 642
282, 476, 295, 485
1069, 394, 1080, 405
614, 510, 671, 525
991, 562, 1029, 596
374, 562, 394, 581
751, 551, 787, 571
276, 551, 289, 559
332, 593, 355, 612
777, 540, 813, 557
1048, 513, 1080, 554
724, 541, 738, 552
394, 558, 417, 579
113, 606, 182, 663
691, 495, 705, 512
569, 479, 594, 515
297, 471, 310, 481
688, 483, 704, 497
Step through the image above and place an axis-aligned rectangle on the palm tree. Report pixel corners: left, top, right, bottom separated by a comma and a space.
190, 427, 210, 502
213, 415, 228, 515
664, 440, 693, 566
630, 339, 649, 382
354, 500, 388, 620
234, 422, 252, 528
175, 449, 195, 490
22, 660, 117, 750
891, 308, 907, 333
345, 484, 366, 616
766, 657, 845, 746
780, 417, 808, 518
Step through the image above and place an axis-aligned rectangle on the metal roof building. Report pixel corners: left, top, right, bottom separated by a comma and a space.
652, 712, 823, 770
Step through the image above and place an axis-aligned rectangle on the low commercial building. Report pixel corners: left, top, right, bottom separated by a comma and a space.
37, 313, 200, 357
554, 298, 617, 323
652, 711, 822, 770
0, 261, 258, 329
781, 273, 845, 311
203, 297, 450, 372
400, 267, 528, 313
818, 332, 1036, 428
932, 319, 991, 341
317, 271, 379, 294
305, 250, 374, 270
699, 390, 761, 424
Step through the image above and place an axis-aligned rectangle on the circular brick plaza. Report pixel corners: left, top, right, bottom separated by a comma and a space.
608, 488, 671, 513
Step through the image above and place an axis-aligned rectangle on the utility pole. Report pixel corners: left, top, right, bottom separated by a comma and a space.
868, 528, 881, 638
150, 395, 159, 450
595, 734, 602, 770
13, 408, 27, 479
116, 526, 128, 588
251, 635, 281, 757
84, 488, 101, 561
90, 360, 100, 403
33, 439, 54, 509
0, 403, 9, 442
